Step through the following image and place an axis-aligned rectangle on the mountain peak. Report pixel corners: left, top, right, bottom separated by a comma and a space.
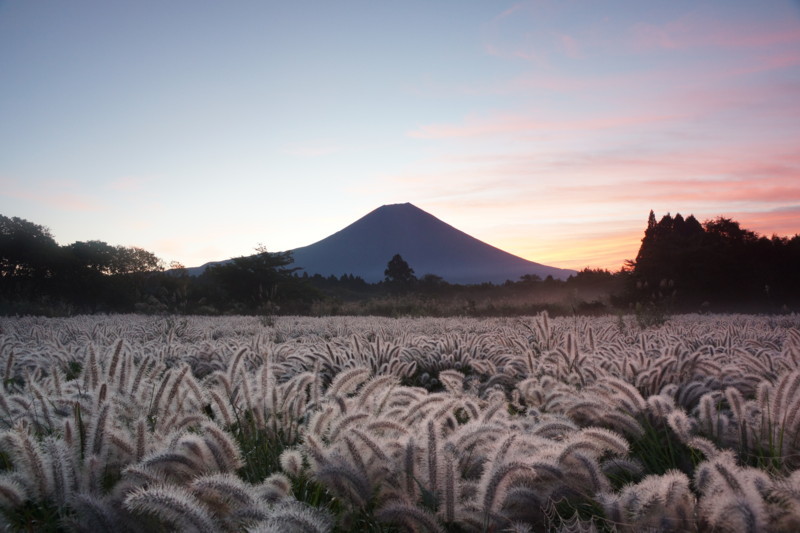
374, 202, 420, 213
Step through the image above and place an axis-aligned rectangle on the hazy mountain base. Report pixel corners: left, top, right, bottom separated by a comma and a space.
2, 313, 800, 532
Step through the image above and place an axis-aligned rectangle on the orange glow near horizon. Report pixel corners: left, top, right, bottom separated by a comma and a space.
499, 230, 645, 272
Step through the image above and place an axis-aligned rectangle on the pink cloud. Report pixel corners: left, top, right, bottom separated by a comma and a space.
630, 14, 800, 52
604, 180, 800, 206
408, 111, 679, 139
559, 34, 581, 58
484, 2, 800, 69
466, 45, 800, 106
0, 178, 102, 212
539, 148, 800, 208
704, 25, 800, 50
372, 138, 800, 269
631, 22, 683, 51
733, 207, 800, 237
430, 55, 799, 139
481, 1, 592, 64
376, 140, 800, 224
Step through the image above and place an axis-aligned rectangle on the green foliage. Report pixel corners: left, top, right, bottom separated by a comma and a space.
232, 413, 294, 484
64, 361, 82, 381
1, 500, 64, 533
628, 415, 701, 478
231, 418, 400, 533
402, 370, 444, 393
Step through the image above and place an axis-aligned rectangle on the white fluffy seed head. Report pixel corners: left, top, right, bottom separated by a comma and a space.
260, 472, 292, 501
279, 449, 305, 477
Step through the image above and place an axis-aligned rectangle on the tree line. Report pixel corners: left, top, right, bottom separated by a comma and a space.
625, 211, 800, 312
2, 211, 798, 317
0, 215, 317, 315
1, 215, 163, 314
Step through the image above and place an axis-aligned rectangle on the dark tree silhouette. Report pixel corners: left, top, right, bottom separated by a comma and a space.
0, 215, 60, 281
384, 254, 416, 284
0, 215, 64, 308
628, 210, 800, 312
204, 246, 317, 313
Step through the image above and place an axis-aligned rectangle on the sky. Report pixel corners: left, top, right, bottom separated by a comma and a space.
1, 0, 799, 272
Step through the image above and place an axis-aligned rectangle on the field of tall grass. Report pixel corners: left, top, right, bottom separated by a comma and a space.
1, 312, 799, 532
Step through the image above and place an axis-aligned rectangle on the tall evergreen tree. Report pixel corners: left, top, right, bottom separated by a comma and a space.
629, 210, 800, 311
384, 254, 416, 285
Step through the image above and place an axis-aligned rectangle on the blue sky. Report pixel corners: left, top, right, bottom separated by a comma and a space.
2, 1, 799, 271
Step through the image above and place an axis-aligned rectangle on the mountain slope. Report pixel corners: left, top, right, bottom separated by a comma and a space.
288, 203, 575, 284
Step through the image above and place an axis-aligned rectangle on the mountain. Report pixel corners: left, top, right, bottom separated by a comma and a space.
287, 203, 574, 284
188, 203, 575, 283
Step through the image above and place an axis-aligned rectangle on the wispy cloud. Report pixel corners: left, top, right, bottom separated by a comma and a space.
630, 15, 800, 52
548, 177, 800, 213
369, 127, 800, 270
408, 111, 678, 139
0, 178, 102, 212
730, 206, 800, 237
481, 1, 595, 64
484, 1, 800, 61
559, 33, 582, 58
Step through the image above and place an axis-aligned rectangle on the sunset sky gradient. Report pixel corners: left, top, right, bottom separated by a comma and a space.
1, 1, 799, 272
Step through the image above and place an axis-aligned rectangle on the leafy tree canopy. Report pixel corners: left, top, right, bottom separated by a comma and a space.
0, 215, 59, 279
205, 245, 301, 310
384, 254, 416, 284
64, 240, 162, 275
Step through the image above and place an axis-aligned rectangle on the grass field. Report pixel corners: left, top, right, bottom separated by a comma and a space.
1, 312, 799, 532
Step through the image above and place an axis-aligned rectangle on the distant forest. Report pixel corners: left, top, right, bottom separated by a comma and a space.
1, 212, 798, 317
